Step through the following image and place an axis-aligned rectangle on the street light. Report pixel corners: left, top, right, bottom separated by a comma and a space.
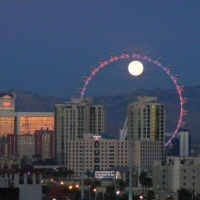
89, 185, 91, 200
116, 190, 120, 200
93, 188, 97, 200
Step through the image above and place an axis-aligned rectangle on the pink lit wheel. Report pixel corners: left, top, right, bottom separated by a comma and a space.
78, 50, 187, 146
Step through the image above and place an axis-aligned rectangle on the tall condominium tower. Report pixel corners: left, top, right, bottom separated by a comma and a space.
127, 96, 165, 167
127, 96, 165, 142
54, 98, 106, 165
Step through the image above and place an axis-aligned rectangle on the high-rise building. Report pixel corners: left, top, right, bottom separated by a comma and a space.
7, 134, 18, 157
15, 112, 54, 135
7, 129, 54, 159
35, 129, 54, 158
0, 93, 54, 137
54, 98, 106, 165
0, 93, 16, 137
179, 129, 191, 157
127, 96, 165, 168
7, 134, 35, 158
166, 129, 191, 157
0, 93, 15, 113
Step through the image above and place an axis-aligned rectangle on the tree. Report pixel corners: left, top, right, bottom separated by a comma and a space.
145, 177, 153, 193
139, 172, 153, 195
177, 188, 192, 200
139, 171, 147, 194
85, 169, 91, 177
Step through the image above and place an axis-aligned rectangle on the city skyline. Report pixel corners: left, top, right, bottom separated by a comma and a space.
0, 2, 200, 98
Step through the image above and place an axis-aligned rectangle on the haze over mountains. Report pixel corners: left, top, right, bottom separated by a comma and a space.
4, 85, 200, 143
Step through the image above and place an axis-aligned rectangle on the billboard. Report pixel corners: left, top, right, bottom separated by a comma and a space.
94, 171, 121, 179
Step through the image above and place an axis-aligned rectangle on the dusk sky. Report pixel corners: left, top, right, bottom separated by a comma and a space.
0, 1, 199, 98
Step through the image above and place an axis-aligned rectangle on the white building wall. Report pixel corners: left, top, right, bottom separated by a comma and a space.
172, 160, 181, 192
19, 185, 42, 200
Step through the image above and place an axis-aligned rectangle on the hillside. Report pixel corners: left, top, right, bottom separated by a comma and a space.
4, 86, 200, 143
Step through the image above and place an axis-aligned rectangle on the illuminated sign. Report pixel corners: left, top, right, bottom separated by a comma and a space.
3, 102, 11, 107
95, 171, 115, 179
92, 136, 101, 141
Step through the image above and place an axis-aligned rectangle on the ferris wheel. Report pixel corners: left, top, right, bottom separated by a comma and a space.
78, 50, 188, 147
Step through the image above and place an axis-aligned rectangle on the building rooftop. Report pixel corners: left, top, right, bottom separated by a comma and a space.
0, 93, 15, 98
99, 133, 116, 139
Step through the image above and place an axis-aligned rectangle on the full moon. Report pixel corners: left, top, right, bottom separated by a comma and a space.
128, 61, 144, 76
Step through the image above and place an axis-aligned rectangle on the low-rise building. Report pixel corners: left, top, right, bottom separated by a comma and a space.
153, 156, 200, 195
0, 169, 43, 200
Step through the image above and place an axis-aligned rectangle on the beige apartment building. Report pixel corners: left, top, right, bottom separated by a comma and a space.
66, 133, 129, 177
133, 140, 163, 167
54, 98, 106, 165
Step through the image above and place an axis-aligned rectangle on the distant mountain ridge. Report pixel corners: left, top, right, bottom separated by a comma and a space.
3, 86, 200, 143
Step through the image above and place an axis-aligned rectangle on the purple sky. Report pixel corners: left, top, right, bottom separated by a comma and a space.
0, 1, 199, 98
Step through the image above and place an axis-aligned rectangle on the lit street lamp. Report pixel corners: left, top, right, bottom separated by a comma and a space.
93, 188, 97, 200
89, 185, 91, 200
116, 190, 120, 200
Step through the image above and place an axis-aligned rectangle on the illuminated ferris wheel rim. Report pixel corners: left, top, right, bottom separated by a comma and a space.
78, 50, 187, 147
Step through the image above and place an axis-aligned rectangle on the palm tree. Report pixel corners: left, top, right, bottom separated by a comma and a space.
145, 177, 153, 193
139, 171, 147, 194
139, 172, 153, 195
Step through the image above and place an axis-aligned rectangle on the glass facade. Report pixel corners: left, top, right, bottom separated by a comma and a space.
19, 117, 54, 135
0, 117, 15, 137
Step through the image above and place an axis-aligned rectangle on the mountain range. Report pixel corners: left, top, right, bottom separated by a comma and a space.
4, 85, 200, 143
